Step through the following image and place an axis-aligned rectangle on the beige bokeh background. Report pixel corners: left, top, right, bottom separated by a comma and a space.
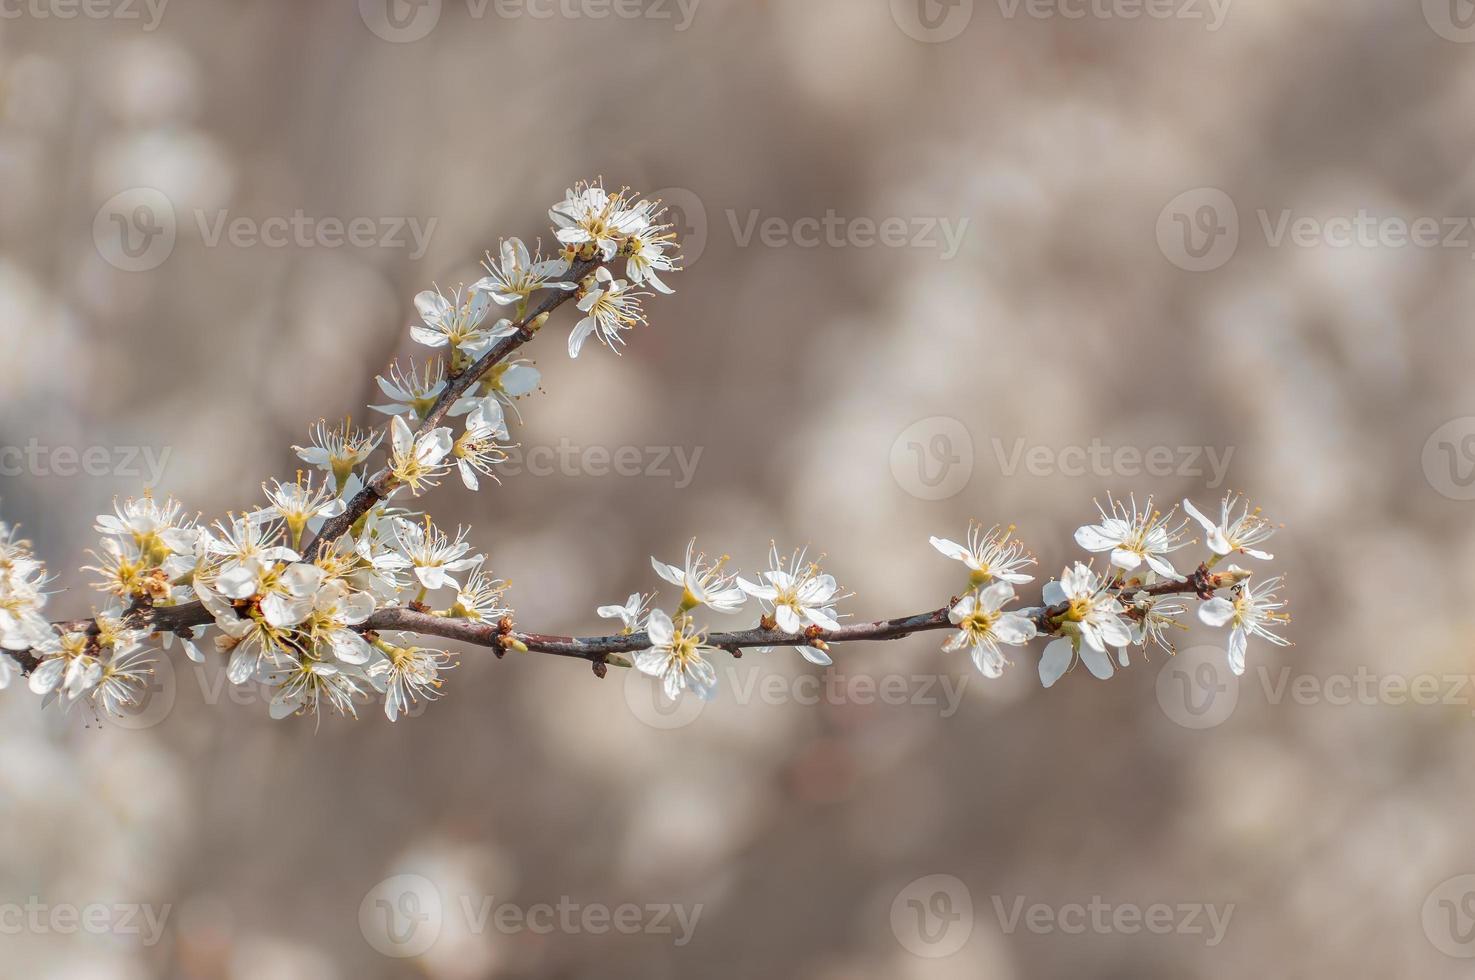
1, 0, 1474, 976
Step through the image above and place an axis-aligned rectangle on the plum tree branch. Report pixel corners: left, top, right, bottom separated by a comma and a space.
301, 255, 603, 559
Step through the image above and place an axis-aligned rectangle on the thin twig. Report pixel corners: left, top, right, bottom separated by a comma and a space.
301, 255, 602, 559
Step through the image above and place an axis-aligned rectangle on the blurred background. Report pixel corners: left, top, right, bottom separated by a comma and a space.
1, 0, 1473, 976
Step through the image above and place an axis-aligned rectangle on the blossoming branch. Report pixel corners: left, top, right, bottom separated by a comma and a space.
0, 181, 1290, 723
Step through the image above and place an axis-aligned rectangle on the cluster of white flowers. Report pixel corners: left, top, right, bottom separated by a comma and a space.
598, 540, 851, 701
0, 520, 54, 690
1, 492, 488, 722
0, 181, 683, 723
0, 180, 1292, 727
931, 493, 1287, 689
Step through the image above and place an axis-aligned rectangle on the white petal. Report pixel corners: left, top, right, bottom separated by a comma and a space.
1079, 645, 1115, 680
1227, 629, 1248, 675
1074, 524, 1120, 552
1198, 597, 1235, 628
1038, 638, 1073, 688
929, 536, 970, 561
28, 657, 65, 695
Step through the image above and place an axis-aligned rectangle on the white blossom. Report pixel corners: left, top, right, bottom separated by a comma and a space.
1074, 494, 1190, 581
294, 419, 382, 489
474, 237, 575, 306
550, 181, 650, 262
386, 414, 454, 496
930, 522, 1035, 588
371, 359, 448, 420
635, 608, 718, 701
448, 563, 509, 623
410, 286, 514, 364
258, 475, 346, 548
452, 402, 510, 491
1183, 493, 1276, 560
451, 359, 540, 423
568, 267, 649, 358
1198, 574, 1291, 675
623, 221, 679, 295
737, 545, 847, 665
306, 579, 376, 665
206, 516, 300, 601
1038, 563, 1133, 686
394, 517, 481, 592
652, 539, 746, 614
366, 640, 454, 722
944, 581, 1037, 678
597, 592, 653, 633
